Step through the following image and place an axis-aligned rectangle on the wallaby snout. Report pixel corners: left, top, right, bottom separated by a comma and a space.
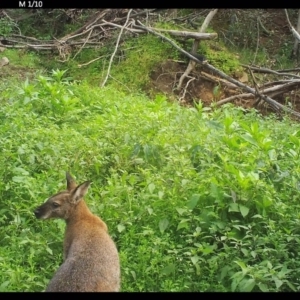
34, 202, 54, 219
34, 202, 56, 220
34, 204, 49, 220
35, 172, 120, 292
34, 207, 42, 219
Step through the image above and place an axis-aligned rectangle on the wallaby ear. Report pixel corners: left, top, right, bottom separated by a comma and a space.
70, 181, 91, 203
66, 172, 77, 191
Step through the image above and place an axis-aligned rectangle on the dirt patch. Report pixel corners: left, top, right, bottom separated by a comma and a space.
148, 60, 236, 105
0, 64, 37, 82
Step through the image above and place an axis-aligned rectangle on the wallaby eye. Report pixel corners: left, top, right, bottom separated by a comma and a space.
52, 202, 60, 208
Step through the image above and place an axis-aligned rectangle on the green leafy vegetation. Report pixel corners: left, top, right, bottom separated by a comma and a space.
110, 34, 177, 91
0, 71, 300, 291
1, 9, 300, 292
0, 18, 15, 36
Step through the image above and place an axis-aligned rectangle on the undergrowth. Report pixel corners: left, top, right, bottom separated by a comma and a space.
0, 71, 300, 291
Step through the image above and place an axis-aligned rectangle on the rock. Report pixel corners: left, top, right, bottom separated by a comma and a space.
0, 57, 9, 67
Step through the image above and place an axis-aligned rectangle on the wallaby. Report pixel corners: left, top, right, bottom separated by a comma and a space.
34, 172, 120, 292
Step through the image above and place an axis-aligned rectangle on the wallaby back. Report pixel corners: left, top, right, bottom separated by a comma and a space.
34, 172, 120, 292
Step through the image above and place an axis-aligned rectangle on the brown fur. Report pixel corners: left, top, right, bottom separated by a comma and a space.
34, 172, 120, 292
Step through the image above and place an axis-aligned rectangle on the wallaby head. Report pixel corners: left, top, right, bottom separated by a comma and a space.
34, 172, 91, 221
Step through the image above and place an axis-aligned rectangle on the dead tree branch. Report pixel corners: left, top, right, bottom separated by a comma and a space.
133, 21, 211, 64
73, 27, 93, 60
292, 9, 300, 57
241, 64, 300, 79
205, 62, 300, 118
177, 9, 218, 90
216, 81, 300, 106
149, 29, 217, 39
285, 9, 300, 43
61, 9, 111, 41
101, 9, 133, 87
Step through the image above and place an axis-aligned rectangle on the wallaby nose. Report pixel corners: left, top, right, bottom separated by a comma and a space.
34, 207, 41, 218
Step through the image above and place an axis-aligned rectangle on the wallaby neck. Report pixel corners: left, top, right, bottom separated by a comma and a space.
65, 200, 93, 224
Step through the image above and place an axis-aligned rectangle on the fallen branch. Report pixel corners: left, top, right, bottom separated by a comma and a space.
78, 55, 110, 67
61, 9, 111, 41
276, 68, 300, 73
205, 63, 300, 118
177, 9, 218, 90
179, 77, 195, 102
285, 9, 300, 42
149, 29, 217, 39
133, 21, 209, 64
257, 16, 271, 36
241, 64, 300, 79
101, 9, 133, 87
200, 71, 238, 89
115, 9, 157, 22
73, 26, 94, 60
216, 80, 300, 106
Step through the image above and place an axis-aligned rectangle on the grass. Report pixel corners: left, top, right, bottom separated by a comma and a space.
0, 71, 300, 291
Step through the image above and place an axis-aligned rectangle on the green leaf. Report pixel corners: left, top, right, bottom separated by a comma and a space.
46, 247, 53, 255
19, 239, 29, 245
158, 191, 164, 199
13, 167, 29, 175
228, 203, 239, 212
23, 96, 31, 104
286, 281, 296, 291
262, 198, 273, 208
187, 194, 200, 210
278, 265, 292, 278
220, 266, 229, 281
268, 149, 277, 160
117, 224, 125, 233
235, 261, 247, 270
181, 179, 189, 186
252, 214, 263, 218
147, 207, 153, 215
0, 281, 10, 291
130, 270, 136, 281
239, 205, 249, 218
273, 277, 283, 289
289, 149, 297, 157
206, 120, 223, 130
231, 279, 238, 292
177, 219, 189, 230
241, 248, 248, 256
239, 278, 256, 292
191, 256, 199, 265
159, 218, 169, 233
176, 208, 186, 215
258, 283, 269, 292
161, 264, 175, 275
201, 245, 215, 255
148, 183, 155, 194
210, 183, 223, 202
241, 133, 258, 146
12, 176, 27, 183
250, 251, 257, 258
195, 263, 201, 276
